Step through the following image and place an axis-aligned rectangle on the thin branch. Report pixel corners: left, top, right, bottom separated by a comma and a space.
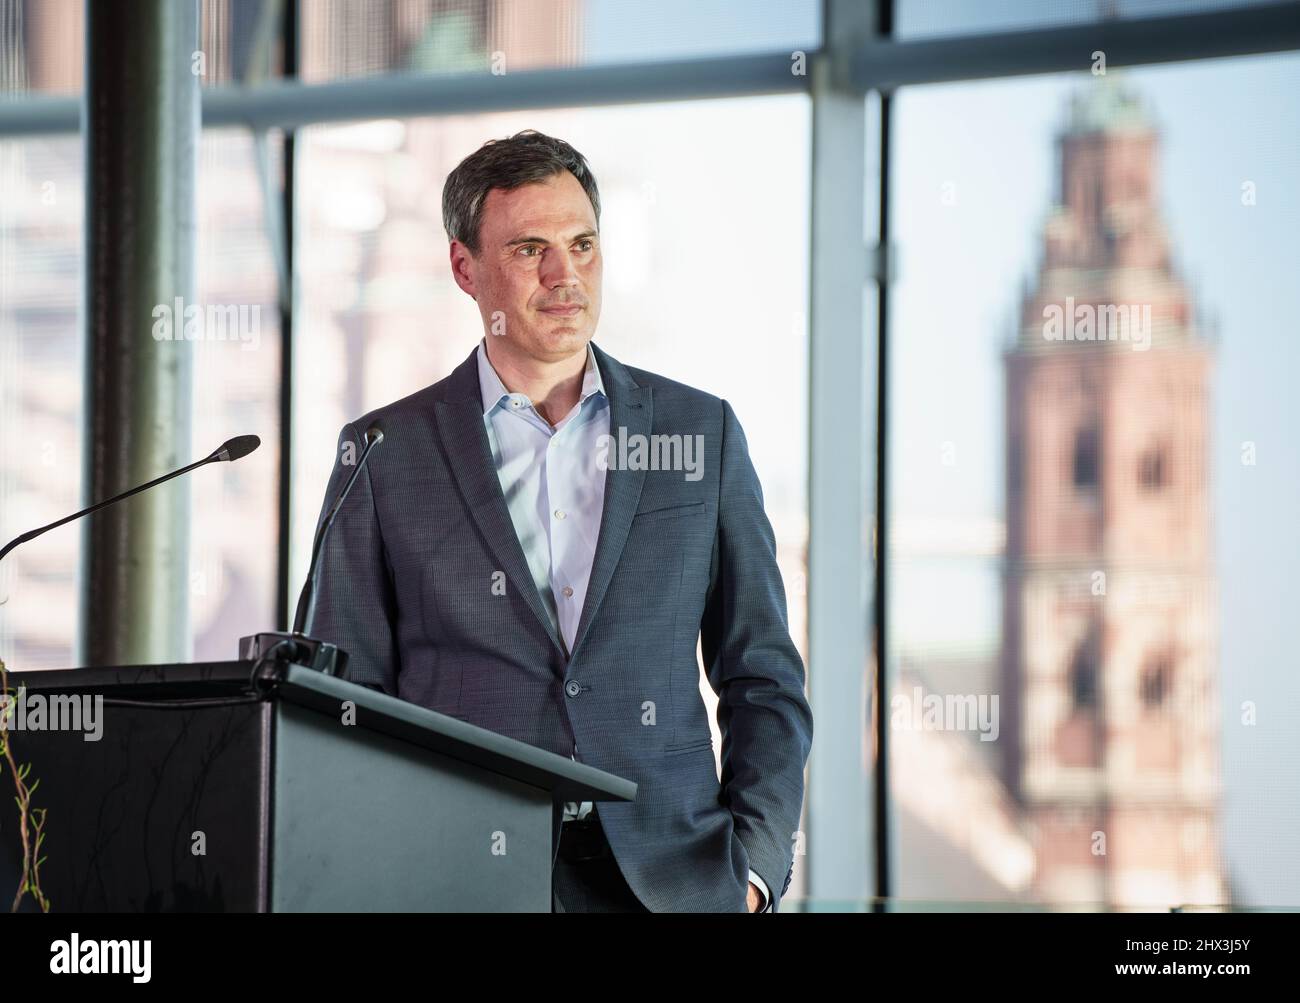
0, 657, 50, 912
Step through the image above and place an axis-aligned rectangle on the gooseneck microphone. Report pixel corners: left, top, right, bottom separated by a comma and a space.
240, 423, 384, 679
0, 435, 262, 566
292, 423, 384, 637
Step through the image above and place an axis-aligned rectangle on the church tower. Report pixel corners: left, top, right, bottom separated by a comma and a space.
1001, 78, 1225, 908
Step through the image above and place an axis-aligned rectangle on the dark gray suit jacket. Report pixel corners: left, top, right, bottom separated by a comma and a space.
309, 341, 813, 912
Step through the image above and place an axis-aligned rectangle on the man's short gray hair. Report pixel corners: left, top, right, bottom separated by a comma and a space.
442, 129, 601, 256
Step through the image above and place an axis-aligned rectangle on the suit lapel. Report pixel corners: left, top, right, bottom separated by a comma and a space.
568, 343, 651, 663
430, 341, 651, 667
433, 347, 567, 660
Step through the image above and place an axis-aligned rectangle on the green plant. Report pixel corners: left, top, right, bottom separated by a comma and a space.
0, 657, 50, 912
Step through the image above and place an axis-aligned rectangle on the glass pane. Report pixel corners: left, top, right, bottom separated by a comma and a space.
0, 0, 84, 95
198, 0, 284, 87
888, 56, 1300, 908
0, 0, 283, 94
301, 0, 820, 82
0, 0, 282, 95
0, 135, 82, 670
898, 0, 1280, 41
295, 96, 810, 777
190, 128, 283, 662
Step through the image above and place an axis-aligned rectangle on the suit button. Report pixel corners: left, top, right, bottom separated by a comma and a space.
565, 680, 582, 698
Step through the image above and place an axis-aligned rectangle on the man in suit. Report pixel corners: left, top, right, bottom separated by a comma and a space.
309, 130, 813, 912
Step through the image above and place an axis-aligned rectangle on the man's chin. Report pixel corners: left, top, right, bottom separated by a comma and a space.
529, 327, 592, 360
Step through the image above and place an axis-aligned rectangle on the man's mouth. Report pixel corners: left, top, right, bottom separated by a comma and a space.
540, 304, 583, 316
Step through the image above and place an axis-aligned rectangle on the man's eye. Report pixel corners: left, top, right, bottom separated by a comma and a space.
519, 245, 538, 257
575, 240, 594, 252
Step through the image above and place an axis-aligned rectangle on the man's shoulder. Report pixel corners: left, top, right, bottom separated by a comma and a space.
339, 349, 475, 438
599, 348, 725, 425
624, 363, 720, 403
337, 343, 733, 436
344, 381, 444, 437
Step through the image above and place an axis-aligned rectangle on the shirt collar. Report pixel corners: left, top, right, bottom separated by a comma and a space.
476, 337, 606, 418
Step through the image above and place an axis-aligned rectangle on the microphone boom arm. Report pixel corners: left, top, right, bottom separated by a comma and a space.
292, 428, 382, 636
0, 437, 260, 567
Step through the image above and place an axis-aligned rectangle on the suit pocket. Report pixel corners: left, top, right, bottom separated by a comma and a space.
633, 500, 706, 522
663, 735, 713, 755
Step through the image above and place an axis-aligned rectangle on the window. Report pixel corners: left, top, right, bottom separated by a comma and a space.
0, 134, 83, 670
1140, 651, 1172, 710
1139, 443, 1167, 490
0, 1, 84, 671
1070, 633, 1098, 711
889, 56, 1300, 909
190, 129, 283, 663
896, 0, 1281, 41
1008, 433, 1022, 497
1072, 427, 1099, 489
294, 96, 812, 737
1, 0, 83, 94
300, 0, 822, 83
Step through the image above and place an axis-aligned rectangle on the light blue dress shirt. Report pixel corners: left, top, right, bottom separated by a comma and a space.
475, 337, 771, 912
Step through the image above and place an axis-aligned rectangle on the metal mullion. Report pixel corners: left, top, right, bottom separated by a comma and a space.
853, 1, 1300, 90
872, 86, 891, 912
5, 3, 1300, 139
275, 0, 297, 631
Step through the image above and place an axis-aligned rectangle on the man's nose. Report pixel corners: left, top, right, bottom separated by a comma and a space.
541, 247, 581, 287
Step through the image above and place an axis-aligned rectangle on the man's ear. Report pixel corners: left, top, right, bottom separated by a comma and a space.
448, 240, 478, 299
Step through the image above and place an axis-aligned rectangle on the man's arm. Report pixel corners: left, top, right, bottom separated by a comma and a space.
701, 399, 814, 912
308, 422, 402, 694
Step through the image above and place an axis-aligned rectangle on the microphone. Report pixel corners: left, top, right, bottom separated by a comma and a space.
213, 435, 261, 463
0, 435, 261, 567
293, 423, 384, 637
240, 423, 384, 678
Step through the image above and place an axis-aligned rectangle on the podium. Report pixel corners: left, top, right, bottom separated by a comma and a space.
0, 660, 636, 912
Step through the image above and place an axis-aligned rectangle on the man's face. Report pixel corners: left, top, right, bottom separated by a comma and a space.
450, 170, 602, 365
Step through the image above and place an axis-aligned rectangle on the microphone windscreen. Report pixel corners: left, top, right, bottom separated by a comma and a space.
365, 424, 385, 446
215, 435, 261, 463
